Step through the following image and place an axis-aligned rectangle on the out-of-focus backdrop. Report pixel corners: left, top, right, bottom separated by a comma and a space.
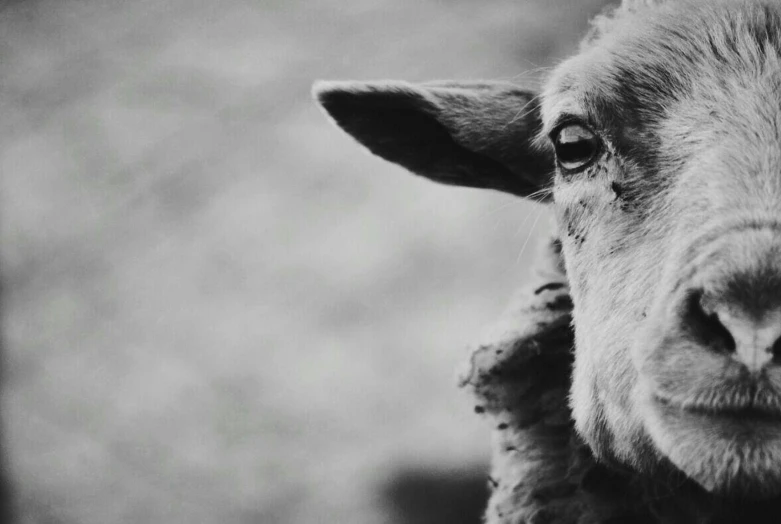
1, 1, 611, 523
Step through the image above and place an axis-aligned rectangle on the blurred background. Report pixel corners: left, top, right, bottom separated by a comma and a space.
0, 1, 611, 523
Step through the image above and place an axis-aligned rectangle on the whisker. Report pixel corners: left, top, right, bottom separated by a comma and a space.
504, 96, 540, 129
524, 184, 554, 204
479, 198, 520, 222
513, 202, 539, 239
515, 207, 545, 265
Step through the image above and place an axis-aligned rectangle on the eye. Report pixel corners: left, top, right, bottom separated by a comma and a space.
552, 124, 600, 172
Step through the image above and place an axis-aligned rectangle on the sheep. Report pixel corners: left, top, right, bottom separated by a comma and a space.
314, 0, 781, 521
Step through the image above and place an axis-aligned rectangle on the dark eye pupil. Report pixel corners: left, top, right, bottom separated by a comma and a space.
554, 125, 599, 171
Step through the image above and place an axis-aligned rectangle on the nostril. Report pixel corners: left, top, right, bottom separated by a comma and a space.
682, 291, 736, 353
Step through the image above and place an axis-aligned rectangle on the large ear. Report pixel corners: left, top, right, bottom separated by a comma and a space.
312, 80, 554, 200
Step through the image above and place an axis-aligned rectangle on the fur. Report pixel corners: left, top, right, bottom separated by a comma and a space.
314, 0, 781, 519
313, 80, 553, 198
461, 237, 781, 523
542, 0, 781, 493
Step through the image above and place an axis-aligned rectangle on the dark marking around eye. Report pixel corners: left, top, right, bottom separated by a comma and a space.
610, 180, 640, 212
566, 221, 586, 246
611, 181, 624, 199
563, 206, 587, 248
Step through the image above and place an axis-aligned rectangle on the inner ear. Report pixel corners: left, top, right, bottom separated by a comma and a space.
313, 80, 554, 200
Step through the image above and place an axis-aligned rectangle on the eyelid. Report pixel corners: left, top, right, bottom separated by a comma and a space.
547, 114, 595, 140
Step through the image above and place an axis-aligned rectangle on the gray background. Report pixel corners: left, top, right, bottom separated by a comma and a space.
1, 1, 610, 522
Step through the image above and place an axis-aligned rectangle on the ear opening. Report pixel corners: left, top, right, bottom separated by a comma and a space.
313, 80, 554, 200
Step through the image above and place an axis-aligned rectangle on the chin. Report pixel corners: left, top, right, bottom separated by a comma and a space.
641, 393, 781, 497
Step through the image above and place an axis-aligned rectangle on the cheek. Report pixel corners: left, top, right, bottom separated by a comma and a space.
567, 244, 658, 463
553, 154, 661, 319
555, 171, 668, 451
553, 157, 627, 255
554, 173, 631, 298
563, 218, 660, 365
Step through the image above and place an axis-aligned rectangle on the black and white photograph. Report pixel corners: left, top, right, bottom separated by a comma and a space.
5, 0, 781, 522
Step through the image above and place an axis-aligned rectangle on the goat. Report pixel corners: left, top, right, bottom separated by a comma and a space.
314, 0, 781, 521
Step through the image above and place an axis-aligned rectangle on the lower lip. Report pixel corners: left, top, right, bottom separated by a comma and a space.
652, 397, 781, 437
645, 395, 781, 496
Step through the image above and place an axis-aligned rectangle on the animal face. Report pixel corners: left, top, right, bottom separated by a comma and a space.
315, 0, 781, 497
546, 0, 781, 495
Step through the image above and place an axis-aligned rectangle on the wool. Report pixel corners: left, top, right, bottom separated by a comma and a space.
461, 236, 781, 523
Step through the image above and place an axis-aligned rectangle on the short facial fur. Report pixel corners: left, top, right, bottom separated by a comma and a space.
546, 0, 781, 494
314, 0, 781, 498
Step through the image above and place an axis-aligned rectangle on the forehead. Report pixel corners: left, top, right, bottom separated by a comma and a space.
541, 1, 781, 135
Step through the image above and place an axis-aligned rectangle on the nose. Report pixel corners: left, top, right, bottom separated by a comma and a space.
685, 292, 781, 372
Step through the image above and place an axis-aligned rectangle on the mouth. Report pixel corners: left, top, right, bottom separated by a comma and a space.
651, 393, 781, 441
653, 394, 781, 423
643, 392, 781, 495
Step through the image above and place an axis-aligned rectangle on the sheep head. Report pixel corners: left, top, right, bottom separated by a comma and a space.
314, 0, 781, 498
